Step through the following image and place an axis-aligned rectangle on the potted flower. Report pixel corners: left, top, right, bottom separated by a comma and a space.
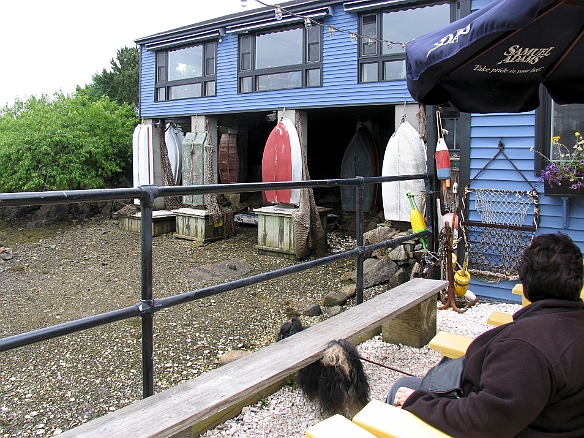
536, 132, 584, 196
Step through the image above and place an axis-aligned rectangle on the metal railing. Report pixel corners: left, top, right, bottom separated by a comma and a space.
0, 174, 432, 398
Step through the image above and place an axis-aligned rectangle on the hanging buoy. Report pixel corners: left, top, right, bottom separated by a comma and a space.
435, 138, 451, 188
406, 192, 427, 251
435, 112, 451, 190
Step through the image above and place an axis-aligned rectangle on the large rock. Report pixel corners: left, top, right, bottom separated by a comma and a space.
218, 349, 250, 365
339, 284, 356, 299
323, 292, 348, 307
384, 245, 407, 261
352, 258, 399, 288
363, 226, 399, 246
0, 247, 13, 261
303, 303, 322, 317
387, 267, 412, 289
363, 226, 408, 260
0, 201, 127, 226
324, 306, 343, 318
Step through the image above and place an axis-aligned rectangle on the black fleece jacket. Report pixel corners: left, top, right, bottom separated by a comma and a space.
403, 299, 584, 437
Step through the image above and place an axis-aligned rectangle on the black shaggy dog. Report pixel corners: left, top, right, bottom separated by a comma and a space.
277, 318, 370, 418
276, 317, 305, 341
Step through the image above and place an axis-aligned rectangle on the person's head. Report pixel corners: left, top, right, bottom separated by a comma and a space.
519, 233, 583, 302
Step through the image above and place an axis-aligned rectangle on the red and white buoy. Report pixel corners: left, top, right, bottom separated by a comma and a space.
435, 112, 451, 190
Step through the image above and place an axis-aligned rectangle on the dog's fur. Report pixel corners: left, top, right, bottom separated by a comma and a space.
276, 317, 304, 341
277, 318, 370, 418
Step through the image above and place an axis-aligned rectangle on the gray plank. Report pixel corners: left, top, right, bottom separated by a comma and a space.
61, 278, 446, 438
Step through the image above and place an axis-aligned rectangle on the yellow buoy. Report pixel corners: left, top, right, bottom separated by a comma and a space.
453, 269, 471, 297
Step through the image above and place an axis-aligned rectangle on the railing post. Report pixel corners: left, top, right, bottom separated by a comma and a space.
140, 185, 158, 398
355, 177, 365, 305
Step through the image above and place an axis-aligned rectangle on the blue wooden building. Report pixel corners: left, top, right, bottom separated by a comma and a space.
135, 0, 584, 302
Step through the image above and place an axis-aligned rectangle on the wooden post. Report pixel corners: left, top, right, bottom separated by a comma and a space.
381, 296, 437, 348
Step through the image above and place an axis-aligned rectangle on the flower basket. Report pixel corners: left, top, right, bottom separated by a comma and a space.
537, 132, 584, 197
544, 180, 584, 197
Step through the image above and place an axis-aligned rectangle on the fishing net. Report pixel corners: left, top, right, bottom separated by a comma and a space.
461, 187, 539, 283
203, 120, 235, 239
158, 123, 183, 211
292, 112, 326, 259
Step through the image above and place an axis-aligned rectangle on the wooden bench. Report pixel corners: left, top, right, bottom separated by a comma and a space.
487, 281, 584, 327
60, 278, 447, 438
306, 414, 376, 438
428, 331, 472, 359
513, 282, 584, 307
306, 400, 451, 438
486, 311, 514, 326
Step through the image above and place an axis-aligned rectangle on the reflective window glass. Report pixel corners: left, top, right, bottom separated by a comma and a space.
256, 28, 303, 69
383, 59, 406, 80
206, 81, 216, 96
307, 69, 321, 87
550, 103, 584, 161
382, 4, 450, 55
362, 15, 377, 56
307, 27, 320, 62
240, 76, 253, 93
361, 63, 378, 82
169, 83, 202, 99
257, 71, 302, 91
168, 46, 203, 81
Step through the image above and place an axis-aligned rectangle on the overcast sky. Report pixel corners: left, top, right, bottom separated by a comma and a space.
0, 0, 262, 107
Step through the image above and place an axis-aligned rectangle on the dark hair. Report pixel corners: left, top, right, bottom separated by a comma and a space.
519, 233, 583, 302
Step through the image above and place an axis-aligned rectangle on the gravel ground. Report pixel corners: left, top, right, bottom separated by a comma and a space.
201, 301, 521, 438
0, 217, 521, 437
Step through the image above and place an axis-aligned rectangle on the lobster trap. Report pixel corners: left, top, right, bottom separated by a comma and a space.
461, 141, 540, 283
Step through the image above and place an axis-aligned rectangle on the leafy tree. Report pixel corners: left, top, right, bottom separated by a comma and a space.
0, 93, 138, 192
78, 46, 139, 108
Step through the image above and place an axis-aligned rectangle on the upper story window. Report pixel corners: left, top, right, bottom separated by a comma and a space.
155, 42, 216, 101
535, 95, 584, 175
359, 2, 452, 83
238, 25, 322, 93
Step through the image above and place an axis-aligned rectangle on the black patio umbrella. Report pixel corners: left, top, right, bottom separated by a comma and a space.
405, 0, 584, 113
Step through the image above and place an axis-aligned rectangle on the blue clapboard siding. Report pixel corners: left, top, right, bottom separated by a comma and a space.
464, 0, 584, 302
139, 4, 414, 119
466, 112, 539, 302
467, 112, 584, 302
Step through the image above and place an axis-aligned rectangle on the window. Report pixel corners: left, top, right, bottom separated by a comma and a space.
439, 106, 463, 153
358, 2, 453, 82
155, 42, 216, 101
238, 25, 322, 93
535, 94, 584, 173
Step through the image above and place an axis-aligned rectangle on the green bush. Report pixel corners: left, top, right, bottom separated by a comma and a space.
0, 93, 138, 192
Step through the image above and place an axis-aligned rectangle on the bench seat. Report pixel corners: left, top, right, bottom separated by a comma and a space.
428, 331, 472, 358
306, 414, 376, 438
486, 311, 513, 326
352, 399, 451, 438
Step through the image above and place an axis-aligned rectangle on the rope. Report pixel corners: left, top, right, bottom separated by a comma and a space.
158, 123, 183, 211
360, 356, 418, 378
203, 120, 234, 239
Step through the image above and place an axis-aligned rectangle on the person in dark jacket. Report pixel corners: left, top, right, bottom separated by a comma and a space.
386, 232, 584, 437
